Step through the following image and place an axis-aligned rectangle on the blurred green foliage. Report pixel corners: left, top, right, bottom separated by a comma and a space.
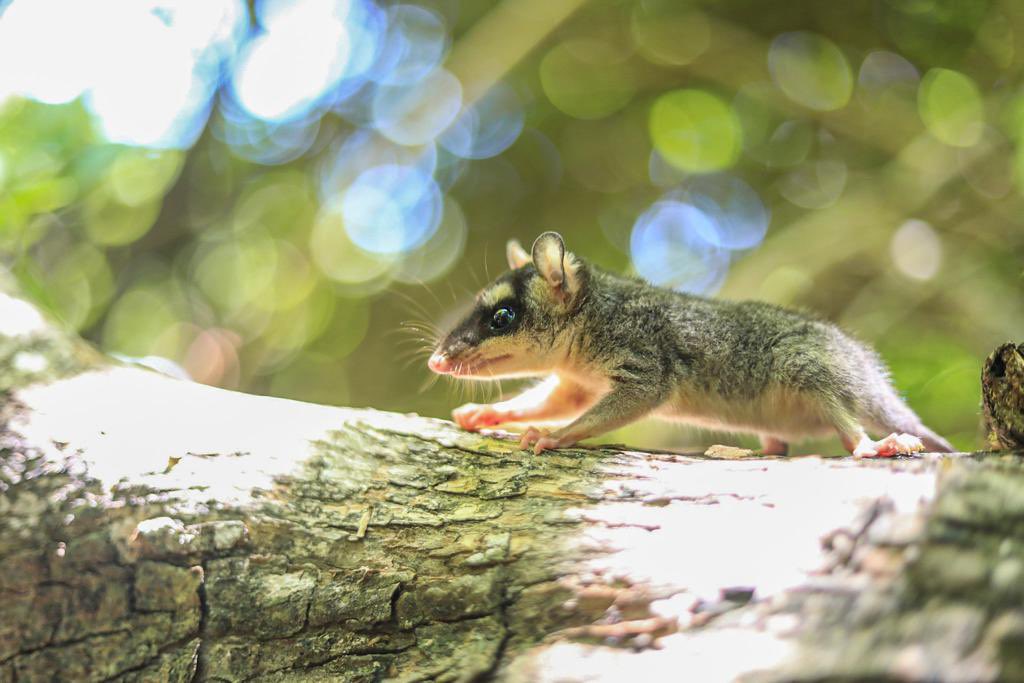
2, 0, 1023, 453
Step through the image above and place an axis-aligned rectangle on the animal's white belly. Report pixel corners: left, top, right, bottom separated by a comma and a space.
654, 385, 835, 439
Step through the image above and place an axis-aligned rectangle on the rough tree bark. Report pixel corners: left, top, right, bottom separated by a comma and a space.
2, 284, 1023, 683
983, 342, 1024, 450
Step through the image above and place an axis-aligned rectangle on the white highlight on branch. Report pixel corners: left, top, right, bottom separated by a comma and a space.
0, 293, 47, 339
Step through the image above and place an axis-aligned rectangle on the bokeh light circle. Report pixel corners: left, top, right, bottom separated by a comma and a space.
439, 83, 524, 160
918, 68, 984, 148
87, 9, 211, 148
671, 175, 770, 251
109, 150, 184, 207
434, 148, 469, 190
83, 188, 162, 247
890, 219, 942, 281
102, 285, 182, 357
734, 82, 815, 168
373, 4, 448, 86
372, 67, 462, 146
231, 171, 317, 237
230, 0, 354, 123
340, 164, 442, 254
214, 96, 323, 165
540, 40, 635, 120
310, 202, 397, 293
778, 160, 848, 209
194, 233, 279, 313
768, 32, 853, 111
630, 6, 710, 67
858, 50, 919, 92
649, 90, 741, 173
395, 197, 468, 284
630, 200, 731, 294
318, 129, 437, 200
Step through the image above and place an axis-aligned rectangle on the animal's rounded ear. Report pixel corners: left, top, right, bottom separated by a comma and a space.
506, 239, 530, 270
531, 231, 581, 302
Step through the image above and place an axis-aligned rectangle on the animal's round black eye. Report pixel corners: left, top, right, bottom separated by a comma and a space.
490, 307, 515, 330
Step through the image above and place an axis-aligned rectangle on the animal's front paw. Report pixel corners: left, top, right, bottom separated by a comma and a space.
452, 403, 507, 431
519, 427, 574, 455
853, 433, 925, 458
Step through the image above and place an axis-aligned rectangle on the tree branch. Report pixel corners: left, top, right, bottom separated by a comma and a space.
1, 284, 1022, 682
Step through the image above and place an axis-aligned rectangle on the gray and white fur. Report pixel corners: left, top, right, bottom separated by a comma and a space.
427, 231, 953, 457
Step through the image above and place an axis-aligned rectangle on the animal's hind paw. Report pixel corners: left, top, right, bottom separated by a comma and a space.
852, 432, 925, 458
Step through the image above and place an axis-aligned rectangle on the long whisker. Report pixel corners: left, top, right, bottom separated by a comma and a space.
395, 346, 436, 361
390, 287, 436, 323
397, 356, 432, 371
401, 354, 433, 372
397, 274, 444, 311
417, 278, 445, 313
418, 372, 441, 393
396, 322, 443, 349
394, 332, 439, 347
389, 329, 436, 345
393, 335, 435, 347
392, 339, 437, 354
449, 372, 466, 404
399, 319, 443, 334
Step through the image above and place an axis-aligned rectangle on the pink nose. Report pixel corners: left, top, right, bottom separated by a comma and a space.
428, 352, 453, 374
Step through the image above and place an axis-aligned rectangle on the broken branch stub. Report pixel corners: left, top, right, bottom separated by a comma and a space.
982, 342, 1024, 450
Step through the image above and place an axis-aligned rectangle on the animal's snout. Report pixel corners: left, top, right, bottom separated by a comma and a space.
428, 352, 453, 374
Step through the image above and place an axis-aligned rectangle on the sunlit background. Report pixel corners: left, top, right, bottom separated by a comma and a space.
1, 0, 1022, 452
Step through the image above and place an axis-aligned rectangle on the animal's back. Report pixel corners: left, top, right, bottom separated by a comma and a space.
581, 270, 947, 447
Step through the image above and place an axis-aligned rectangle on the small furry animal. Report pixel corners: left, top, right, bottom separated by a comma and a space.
428, 231, 954, 457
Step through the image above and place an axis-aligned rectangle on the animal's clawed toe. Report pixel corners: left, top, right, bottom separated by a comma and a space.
853, 432, 925, 458
532, 435, 562, 455
519, 427, 566, 454
518, 426, 543, 449
876, 432, 925, 456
